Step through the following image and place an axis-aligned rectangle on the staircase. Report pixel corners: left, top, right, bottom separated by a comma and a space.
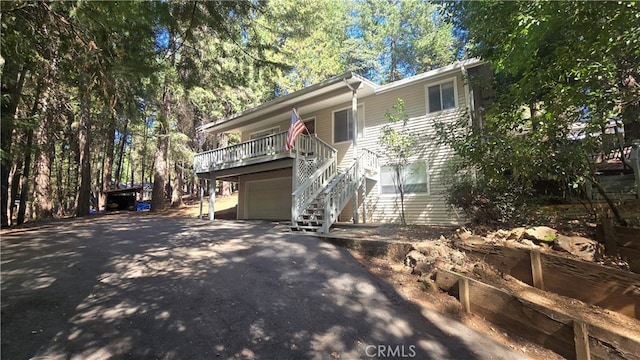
291, 135, 378, 233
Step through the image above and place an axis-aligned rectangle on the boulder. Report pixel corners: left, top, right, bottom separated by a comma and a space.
554, 235, 597, 262
507, 227, 526, 241
404, 250, 427, 268
524, 226, 557, 243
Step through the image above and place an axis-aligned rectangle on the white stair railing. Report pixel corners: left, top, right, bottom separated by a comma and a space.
320, 150, 379, 233
291, 135, 337, 226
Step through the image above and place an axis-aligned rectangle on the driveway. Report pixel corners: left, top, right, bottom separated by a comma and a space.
1, 215, 527, 360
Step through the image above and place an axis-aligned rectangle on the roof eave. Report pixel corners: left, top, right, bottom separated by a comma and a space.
198, 71, 377, 133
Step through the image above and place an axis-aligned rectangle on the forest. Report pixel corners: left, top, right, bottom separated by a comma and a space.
1, 0, 638, 227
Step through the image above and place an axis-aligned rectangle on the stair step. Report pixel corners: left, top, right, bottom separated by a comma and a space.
290, 225, 323, 232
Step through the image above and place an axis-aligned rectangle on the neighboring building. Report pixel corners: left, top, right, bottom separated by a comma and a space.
194, 59, 492, 232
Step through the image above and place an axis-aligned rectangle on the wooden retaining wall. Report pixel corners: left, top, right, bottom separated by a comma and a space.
436, 269, 640, 360
456, 243, 640, 320
601, 222, 640, 273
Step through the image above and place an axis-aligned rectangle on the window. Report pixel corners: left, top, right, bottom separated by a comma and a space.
303, 118, 316, 135
333, 105, 364, 143
250, 126, 279, 140
380, 160, 429, 194
427, 80, 456, 113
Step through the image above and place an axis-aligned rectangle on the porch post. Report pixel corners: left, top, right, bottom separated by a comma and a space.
208, 173, 215, 221
291, 143, 298, 226
199, 178, 204, 219
351, 87, 359, 224
361, 180, 367, 224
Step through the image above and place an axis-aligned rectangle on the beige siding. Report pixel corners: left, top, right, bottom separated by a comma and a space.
240, 119, 290, 142
340, 72, 469, 225
237, 168, 292, 220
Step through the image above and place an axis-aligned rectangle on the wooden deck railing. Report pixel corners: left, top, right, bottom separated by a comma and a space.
194, 131, 289, 173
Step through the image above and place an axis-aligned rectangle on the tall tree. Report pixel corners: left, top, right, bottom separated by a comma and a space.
352, 0, 458, 83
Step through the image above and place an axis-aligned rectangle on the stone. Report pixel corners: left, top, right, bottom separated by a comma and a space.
463, 235, 486, 245
524, 226, 557, 243
404, 250, 427, 268
554, 235, 597, 262
456, 228, 472, 241
520, 239, 542, 249
507, 227, 526, 241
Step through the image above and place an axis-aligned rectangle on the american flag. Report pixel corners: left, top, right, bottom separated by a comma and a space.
286, 108, 306, 150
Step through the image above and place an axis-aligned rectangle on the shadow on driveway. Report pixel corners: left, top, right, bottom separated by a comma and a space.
1, 215, 527, 359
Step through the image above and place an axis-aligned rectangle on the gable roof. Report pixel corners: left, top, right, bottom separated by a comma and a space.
198, 59, 484, 133
198, 72, 377, 133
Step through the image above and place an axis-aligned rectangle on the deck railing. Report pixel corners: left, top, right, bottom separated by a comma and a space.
194, 131, 289, 173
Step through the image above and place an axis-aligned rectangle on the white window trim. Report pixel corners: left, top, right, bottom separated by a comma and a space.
332, 104, 364, 145
379, 160, 431, 196
249, 126, 280, 140
425, 76, 458, 114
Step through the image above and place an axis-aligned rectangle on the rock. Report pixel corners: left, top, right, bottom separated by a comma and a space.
448, 250, 466, 265
554, 235, 597, 262
524, 226, 557, 243
456, 228, 472, 241
404, 250, 427, 267
507, 227, 526, 241
520, 239, 541, 249
463, 235, 486, 245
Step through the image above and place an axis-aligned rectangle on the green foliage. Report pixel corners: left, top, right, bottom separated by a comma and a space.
353, 0, 459, 83
438, 1, 640, 225
380, 99, 417, 164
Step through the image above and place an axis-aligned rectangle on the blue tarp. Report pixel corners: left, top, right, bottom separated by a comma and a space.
136, 202, 151, 211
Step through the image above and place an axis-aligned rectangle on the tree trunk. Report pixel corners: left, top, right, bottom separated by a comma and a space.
17, 85, 43, 225
141, 117, 148, 196
114, 118, 129, 187
75, 71, 92, 217
151, 122, 169, 212
35, 112, 55, 219
1, 63, 28, 227
395, 166, 406, 226
9, 163, 22, 225
171, 161, 184, 207
100, 115, 116, 211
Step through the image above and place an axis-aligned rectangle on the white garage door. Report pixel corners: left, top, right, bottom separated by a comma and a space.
246, 177, 292, 220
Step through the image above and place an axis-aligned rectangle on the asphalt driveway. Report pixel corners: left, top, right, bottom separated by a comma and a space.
1, 215, 527, 360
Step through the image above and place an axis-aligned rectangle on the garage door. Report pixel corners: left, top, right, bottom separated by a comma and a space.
246, 177, 292, 220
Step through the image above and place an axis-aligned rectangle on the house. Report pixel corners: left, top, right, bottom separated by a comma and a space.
194, 59, 492, 232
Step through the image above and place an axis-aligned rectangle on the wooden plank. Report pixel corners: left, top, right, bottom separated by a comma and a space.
588, 323, 640, 360
437, 269, 640, 360
531, 251, 545, 290
459, 278, 471, 313
603, 219, 619, 256
574, 321, 591, 360
618, 247, 640, 278
612, 226, 640, 250
456, 243, 534, 286
459, 244, 640, 320
540, 251, 640, 320
438, 269, 576, 359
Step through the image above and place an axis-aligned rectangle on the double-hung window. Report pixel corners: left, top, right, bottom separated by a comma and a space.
427, 79, 457, 113
333, 105, 364, 143
380, 160, 429, 195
